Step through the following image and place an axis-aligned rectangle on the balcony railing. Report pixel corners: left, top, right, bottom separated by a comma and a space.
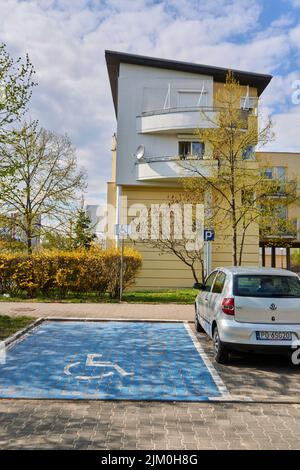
141, 154, 204, 163
140, 106, 253, 118
136, 154, 215, 181
137, 106, 252, 134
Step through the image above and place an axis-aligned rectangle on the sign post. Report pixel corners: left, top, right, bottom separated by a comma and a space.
203, 229, 215, 278
115, 224, 132, 301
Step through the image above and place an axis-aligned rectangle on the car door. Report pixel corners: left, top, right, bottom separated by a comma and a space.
197, 271, 218, 333
209, 271, 227, 323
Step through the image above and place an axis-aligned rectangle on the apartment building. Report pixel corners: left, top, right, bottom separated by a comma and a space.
256, 152, 300, 270
105, 50, 299, 289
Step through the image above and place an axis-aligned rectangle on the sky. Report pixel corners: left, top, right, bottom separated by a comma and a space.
0, 0, 300, 205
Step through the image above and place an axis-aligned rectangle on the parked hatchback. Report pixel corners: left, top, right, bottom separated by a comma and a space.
195, 267, 300, 363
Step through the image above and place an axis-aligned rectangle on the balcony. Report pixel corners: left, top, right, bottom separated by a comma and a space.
136, 155, 217, 182
136, 106, 218, 134
136, 106, 251, 134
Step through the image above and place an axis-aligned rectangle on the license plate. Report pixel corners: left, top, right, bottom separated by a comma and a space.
256, 331, 292, 341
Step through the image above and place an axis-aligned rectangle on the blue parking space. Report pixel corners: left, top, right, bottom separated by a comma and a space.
0, 321, 226, 401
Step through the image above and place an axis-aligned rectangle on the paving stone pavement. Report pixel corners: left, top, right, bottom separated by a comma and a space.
0, 400, 300, 449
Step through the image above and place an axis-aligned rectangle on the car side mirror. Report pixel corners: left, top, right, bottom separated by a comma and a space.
193, 282, 203, 290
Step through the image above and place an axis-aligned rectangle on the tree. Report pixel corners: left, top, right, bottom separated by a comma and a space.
41, 229, 74, 251
180, 72, 298, 266
0, 121, 87, 254
0, 43, 36, 143
72, 205, 96, 249
133, 194, 205, 284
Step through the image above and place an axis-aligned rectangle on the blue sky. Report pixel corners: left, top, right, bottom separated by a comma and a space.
1, 0, 300, 204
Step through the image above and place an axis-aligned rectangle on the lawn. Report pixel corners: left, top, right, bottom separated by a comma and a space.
0, 289, 197, 304
122, 289, 196, 304
0, 315, 35, 340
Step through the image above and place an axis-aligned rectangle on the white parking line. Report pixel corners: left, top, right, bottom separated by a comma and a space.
184, 322, 232, 400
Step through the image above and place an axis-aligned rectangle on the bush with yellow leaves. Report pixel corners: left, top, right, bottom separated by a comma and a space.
0, 247, 142, 298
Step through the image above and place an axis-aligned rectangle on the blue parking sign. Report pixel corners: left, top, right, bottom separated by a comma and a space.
204, 229, 215, 241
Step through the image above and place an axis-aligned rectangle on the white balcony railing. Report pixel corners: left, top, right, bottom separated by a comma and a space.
136, 155, 217, 181
136, 106, 250, 134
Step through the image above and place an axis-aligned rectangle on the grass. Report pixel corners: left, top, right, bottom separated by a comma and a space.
0, 288, 197, 304
122, 289, 196, 304
0, 315, 35, 340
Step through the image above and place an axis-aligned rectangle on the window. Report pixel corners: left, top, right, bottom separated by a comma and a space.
263, 167, 273, 179
240, 96, 257, 111
276, 205, 288, 220
203, 271, 218, 292
233, 275, 300, 298
178, 90, 207, 108
242, 146, 255, 160
274, 167, 286, 181
262, 167, 286, 180
178, 141, 204, 159
212, 272, 226, 294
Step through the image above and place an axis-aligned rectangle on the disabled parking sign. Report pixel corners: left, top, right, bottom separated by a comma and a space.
64, 353, 134, 380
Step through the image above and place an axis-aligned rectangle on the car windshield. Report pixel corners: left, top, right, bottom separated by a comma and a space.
233, 275, 300, 298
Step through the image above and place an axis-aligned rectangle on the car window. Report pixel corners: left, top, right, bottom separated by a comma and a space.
203, 271, 218, 292
212, 271, 226, 294
233, 275, 300, 298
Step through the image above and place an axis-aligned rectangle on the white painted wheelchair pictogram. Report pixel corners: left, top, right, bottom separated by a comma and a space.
64, 353, 134, 380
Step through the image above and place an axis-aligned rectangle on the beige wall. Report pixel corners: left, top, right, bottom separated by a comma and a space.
122, 185, 198, 289
116, 185, 260, 290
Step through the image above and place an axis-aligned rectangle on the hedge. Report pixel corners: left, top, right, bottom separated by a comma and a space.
0, 247, 142, 298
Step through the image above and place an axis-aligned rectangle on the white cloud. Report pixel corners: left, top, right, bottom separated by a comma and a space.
286, 0, 300, 6
264, 109, 300, 152
0, 0, 299, 205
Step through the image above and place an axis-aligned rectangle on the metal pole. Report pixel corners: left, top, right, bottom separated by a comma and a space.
119, 237, 124, 302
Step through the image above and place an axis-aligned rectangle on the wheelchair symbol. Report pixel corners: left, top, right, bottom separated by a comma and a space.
64, 353, 134, 380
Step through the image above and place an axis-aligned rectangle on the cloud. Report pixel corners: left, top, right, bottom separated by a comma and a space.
286, 0, 300, 6
0, 0, 299, 205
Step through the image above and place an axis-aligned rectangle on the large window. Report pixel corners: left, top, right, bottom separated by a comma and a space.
178, 141, 204, 159
233, 275, 300, 298
262, 166, 286, 180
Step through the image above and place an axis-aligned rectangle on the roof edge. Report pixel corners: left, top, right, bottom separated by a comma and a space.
105, 50, 273, 116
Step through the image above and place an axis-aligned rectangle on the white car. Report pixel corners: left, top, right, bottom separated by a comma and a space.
195, 267, 300, 364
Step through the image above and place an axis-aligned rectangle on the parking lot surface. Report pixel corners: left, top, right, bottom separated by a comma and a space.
0, 320, 227, 401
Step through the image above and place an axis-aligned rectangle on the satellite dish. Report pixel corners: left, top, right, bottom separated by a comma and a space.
135, 145, 145, 161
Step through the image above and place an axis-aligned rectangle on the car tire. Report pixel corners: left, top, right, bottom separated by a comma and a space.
213, 326, 229, 364
195, 307, 204, 333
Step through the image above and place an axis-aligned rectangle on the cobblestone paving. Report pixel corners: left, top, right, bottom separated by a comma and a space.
198, 331, 300, 401
0, 400, 299, 449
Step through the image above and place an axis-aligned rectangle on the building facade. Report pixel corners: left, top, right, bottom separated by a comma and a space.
105, 50, 299, 289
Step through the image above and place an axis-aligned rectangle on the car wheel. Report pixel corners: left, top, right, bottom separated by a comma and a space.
195, 307, 204, 333
213, 327, 229, 364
